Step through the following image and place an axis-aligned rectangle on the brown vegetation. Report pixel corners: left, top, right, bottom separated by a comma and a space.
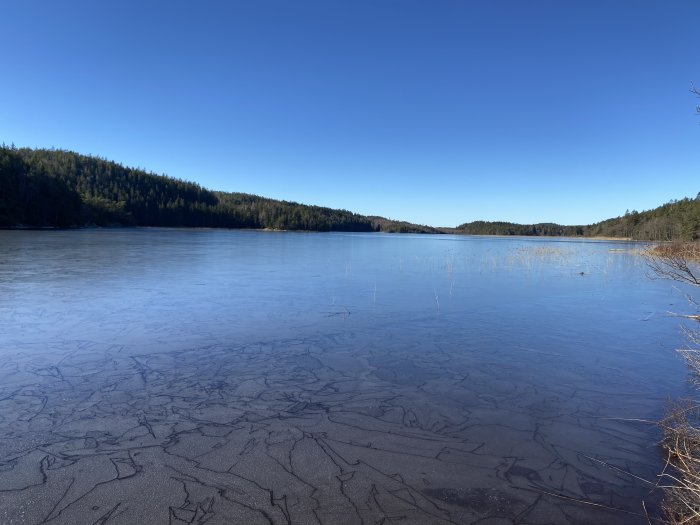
644, 242, 700, 523
647, 243, 700, 284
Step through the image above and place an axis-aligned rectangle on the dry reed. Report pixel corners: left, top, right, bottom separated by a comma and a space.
658, 400, 700, 523
644, 242, 700, 523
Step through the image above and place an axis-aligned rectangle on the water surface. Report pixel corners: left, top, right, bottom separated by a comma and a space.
0, 229, 693, 524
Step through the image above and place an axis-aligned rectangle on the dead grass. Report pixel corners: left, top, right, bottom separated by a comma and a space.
645, 243, 700, 287
644, 241, 700, 523
659, 401, 700, 524
642, 242, 700, 525
649, 242, 700, 264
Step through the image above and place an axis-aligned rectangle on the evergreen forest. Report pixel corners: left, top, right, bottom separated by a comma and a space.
457, 197, 700, 241
1, 145, 698, 240
0, 146, 437, 233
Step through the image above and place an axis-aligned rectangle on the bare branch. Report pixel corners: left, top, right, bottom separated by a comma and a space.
643, 240, 700, 522
643, 243, 700, 287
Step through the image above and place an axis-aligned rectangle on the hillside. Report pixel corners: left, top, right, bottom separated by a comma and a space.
457, 221, 585, 237
2, 145, 697, 240
586, 198, 700, 240
0, 146, 438, 233
458, 197, 700, 241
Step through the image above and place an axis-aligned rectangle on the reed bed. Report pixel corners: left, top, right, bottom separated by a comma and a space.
645, 242, 700, 523
653, 242, 700, 261
658, 399, 700, 523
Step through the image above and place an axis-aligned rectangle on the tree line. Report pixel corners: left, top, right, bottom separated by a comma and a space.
457, 221, 585, 237
0, 146, 438, 233
1, 145, 697, 239
457, 197, 700, 241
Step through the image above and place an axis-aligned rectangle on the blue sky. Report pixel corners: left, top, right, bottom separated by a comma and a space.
1, 1, 698, 227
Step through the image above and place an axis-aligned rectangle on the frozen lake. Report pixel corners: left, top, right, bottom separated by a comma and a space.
0, 229, 692, 524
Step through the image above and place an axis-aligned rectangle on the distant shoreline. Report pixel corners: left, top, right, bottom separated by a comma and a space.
0, 224, 642, 242
2, 147, 697, 241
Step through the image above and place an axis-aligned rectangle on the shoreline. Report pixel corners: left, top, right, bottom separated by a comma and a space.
0, 224, 646, 242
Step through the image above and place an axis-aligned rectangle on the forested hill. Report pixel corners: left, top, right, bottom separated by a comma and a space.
3, 145, 697, 239
457, 221, 585, 237
458, 196, 700, 241
0, 146, 438, 233
585, 198, 700, 240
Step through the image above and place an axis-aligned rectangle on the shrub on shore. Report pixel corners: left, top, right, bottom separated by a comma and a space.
645, 242, 700, 522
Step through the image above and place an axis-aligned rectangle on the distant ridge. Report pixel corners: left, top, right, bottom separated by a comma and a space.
457, 196, 700, 241
457, 221, 585, 237
0, 146, 438, 233
1, 145, 697, 240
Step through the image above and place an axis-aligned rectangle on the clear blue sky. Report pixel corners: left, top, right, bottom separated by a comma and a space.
1, 1, 698, 227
